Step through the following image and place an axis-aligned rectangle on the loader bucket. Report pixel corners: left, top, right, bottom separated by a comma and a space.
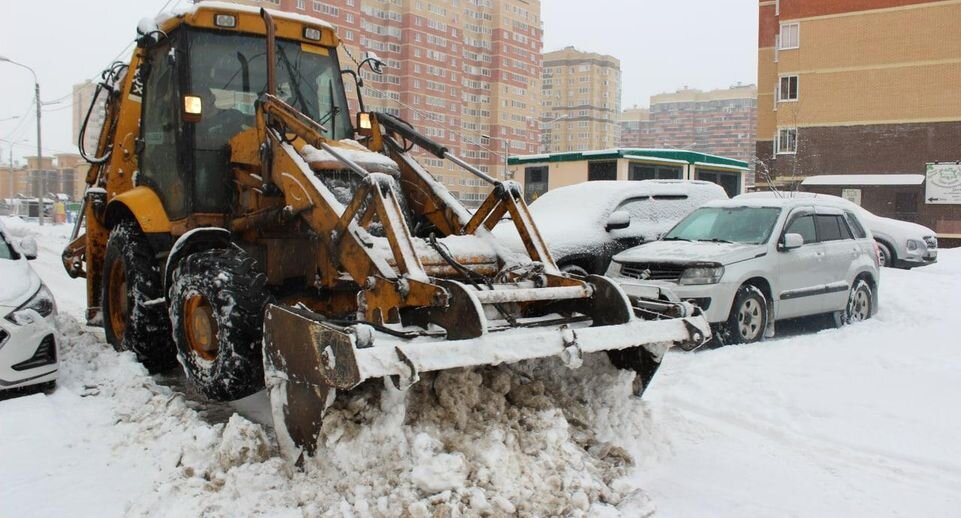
263, 279, 710, 463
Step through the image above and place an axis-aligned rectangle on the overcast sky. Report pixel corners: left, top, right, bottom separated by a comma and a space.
0, 0, 758, 164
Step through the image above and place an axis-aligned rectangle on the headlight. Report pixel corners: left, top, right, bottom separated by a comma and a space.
679, 265, 724, 285
906, 239, 923, 251
5, 285, 56, 324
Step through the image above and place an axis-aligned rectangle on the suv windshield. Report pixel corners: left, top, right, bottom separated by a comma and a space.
664, 206, 782, 244
0, 232, 18, 260
188, 30, 352, 142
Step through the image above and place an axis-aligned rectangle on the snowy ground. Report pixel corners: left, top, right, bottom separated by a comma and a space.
1, 217, 960, 517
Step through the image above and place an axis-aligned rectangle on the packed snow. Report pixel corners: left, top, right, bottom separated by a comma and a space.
2, 216, 960, 517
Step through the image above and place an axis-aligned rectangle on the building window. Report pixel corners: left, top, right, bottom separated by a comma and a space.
296, 0, 305, 9
778, 75, 798, 102
779, 23, 799, 49
776, 128, 798, 154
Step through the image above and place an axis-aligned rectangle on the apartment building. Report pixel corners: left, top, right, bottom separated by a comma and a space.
617, 106, 655, 148
245, 0, 543, 206
0, 154, 87, 203
757, 0, 961, 238
643, 85, 757, 166
541, 46, 621, 153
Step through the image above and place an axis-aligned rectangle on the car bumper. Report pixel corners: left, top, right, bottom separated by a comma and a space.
897, 248, 937, 268
0, 311, 59, 391
615, 279, 739, 324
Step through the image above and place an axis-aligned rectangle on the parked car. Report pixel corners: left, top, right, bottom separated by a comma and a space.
737, 191, 937, 269
0, 220, 59, 393
606, 197, 880, 344
493, 180, 728, 275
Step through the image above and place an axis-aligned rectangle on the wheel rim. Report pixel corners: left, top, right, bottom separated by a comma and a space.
850, 289, 870, 322
184, 293, 218, 361
107, 259, 128, 339
878, 247, 888, 267
737, 298, 763, 340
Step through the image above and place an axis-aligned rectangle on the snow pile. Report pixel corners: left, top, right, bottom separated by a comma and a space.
130, 358, 660, 517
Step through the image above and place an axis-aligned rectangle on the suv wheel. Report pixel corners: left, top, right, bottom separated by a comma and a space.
844, 279, 873, 324
876, 241, 893, 268
725, 285, 768, 344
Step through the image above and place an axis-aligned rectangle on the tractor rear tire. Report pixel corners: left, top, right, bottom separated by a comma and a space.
169, 248, 269, 401
102, 220, 177, 373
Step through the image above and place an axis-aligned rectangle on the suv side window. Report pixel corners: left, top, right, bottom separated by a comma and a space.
843, 211, 868, 239
815, 214, 848, 241
785, 214, 817, 244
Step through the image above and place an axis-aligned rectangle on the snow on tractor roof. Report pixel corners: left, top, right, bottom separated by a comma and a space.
156, 1, 336, 31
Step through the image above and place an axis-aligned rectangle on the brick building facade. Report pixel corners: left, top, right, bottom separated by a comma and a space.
757, 0, 961, 239
540, 47, 621, 153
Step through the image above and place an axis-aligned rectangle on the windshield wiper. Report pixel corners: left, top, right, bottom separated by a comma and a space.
698, 238, 734, 244
662, 237, 691, 242
276, 45, 311, 114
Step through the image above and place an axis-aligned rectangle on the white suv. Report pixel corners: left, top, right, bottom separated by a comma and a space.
606, 197, 880, 344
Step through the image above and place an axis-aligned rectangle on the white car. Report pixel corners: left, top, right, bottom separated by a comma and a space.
737, 191, 937, 269
493, 180, 728, 275
606, 197, 880, 344
0, 221, 59, 392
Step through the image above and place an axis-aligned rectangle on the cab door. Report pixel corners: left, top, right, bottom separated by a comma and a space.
776, 207, 829, 319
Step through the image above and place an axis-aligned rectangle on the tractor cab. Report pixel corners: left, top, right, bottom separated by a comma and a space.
137, 9, 351, 220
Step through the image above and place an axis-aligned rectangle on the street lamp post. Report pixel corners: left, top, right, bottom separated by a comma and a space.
0, 56, 44, 225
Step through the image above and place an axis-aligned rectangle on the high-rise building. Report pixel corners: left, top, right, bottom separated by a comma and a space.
252, 0, 543, 207
73, 80, 105, 158
541, 47, 620, 153
617, 106, 654, 148
757, 0, 961, 239
645, 85, 757, 165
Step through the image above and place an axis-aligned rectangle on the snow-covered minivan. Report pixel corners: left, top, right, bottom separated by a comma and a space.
606, 197, 880, 344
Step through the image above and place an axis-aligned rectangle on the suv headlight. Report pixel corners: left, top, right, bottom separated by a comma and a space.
5, 285, 57, 324
906, 239, 923, 251
679, 265, 724, 285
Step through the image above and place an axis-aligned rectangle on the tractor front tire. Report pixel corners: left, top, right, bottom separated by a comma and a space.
169, 248, 269, 401
102, 220, 177, 373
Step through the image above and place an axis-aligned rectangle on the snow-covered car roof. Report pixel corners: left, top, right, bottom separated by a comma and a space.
494, 180, 727, 259
530, 180, 723, 217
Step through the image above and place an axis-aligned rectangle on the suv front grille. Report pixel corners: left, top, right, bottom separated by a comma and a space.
620, 263, 686, 282
924, 236, 938, 249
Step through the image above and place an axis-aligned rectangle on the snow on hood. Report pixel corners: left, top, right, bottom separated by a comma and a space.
0, 255, 41, 309
613, 240, 766, 266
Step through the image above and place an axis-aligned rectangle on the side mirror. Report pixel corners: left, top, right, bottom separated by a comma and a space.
19, 237, 38, 260
606, 210, 631, 231
363, 51, 386, 74
781, 233, 803, 251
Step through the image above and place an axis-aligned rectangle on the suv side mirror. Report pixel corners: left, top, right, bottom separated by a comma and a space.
606, 210, 631, 231
781, 233, 803, 251
19, 237, 38, 260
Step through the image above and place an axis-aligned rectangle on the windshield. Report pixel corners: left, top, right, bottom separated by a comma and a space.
0, 231, 17, 260
664, 206, 782, 244
187, 30, 352, 142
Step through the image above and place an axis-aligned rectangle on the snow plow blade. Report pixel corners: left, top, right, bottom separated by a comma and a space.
263, 290, 710, 462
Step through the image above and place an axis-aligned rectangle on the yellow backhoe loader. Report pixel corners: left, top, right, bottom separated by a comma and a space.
63, 2, 709, 462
